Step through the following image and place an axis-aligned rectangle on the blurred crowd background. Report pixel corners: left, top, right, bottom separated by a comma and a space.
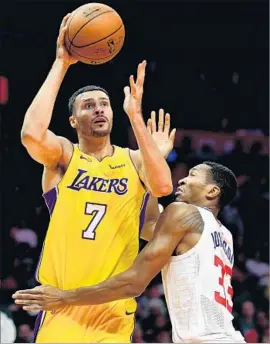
1, 0, 269, 342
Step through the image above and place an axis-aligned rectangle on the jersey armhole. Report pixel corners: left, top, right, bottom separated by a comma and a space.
127, 148, 147, 191
43, 143, 75, 197
57, 143, 75, 190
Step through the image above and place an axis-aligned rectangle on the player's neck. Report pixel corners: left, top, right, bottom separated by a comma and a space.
194, 203, 219, 218
78, 135, 113, 160
209, 207, 219, 218
203, 205, 219, 218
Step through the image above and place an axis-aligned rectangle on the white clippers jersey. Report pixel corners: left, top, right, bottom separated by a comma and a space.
162, 206, 245, 343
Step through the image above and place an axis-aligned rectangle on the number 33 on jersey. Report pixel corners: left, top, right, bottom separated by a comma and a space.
211, 228, 234, 314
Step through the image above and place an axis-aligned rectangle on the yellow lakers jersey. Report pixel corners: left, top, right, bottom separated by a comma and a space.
36, 144, 148, 291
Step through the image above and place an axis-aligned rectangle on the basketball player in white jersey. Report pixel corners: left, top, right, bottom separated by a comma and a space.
13, 163, 245, 342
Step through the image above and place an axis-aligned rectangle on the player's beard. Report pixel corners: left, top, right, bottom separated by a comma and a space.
91, 122, 112, 137
78, 120, 112, 137
92, 129, 110, 137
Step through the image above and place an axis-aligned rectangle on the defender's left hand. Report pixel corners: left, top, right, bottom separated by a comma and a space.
12, 285, 66, 312
147, 109, 176, 158
123, 60, 146, 118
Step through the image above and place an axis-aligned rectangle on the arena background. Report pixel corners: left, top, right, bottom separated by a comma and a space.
1, 0, 269, 342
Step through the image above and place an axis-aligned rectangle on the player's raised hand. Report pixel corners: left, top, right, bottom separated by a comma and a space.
12, 285, 66, 312
123, 60, 146, 118
56, 13, 78, 66
147, 109, 176, 158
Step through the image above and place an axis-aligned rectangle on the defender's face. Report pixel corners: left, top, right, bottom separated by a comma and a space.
70, 90, 113, 137
175, 164, 213, 204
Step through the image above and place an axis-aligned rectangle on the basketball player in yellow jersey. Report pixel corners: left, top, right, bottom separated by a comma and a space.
15, 13, 175, 343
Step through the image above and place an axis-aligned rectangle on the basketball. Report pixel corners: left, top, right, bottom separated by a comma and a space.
65, 3, 125, 65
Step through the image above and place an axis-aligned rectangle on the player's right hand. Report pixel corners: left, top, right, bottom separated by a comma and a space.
56, 13, 78, 66
123, 61, 146, 118
12, 285, 66, 312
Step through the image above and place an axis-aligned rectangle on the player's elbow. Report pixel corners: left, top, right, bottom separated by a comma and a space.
21, 129, 32, 142
21, 129, 41, 147
151, 182, 173, 197
21, 130, 33, 148
125, 271, 147, 297
159, 183, 173, 196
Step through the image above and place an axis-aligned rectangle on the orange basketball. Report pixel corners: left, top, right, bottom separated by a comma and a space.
65, 3, 125, 65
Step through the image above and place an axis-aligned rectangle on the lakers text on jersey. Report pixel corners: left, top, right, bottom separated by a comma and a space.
34, 145, 149, 343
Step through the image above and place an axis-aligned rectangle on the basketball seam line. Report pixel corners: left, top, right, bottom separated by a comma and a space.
69, 45, 120, 61
71, 23, 124, 48
70, 10, 115, 47
67, 7, 82, 42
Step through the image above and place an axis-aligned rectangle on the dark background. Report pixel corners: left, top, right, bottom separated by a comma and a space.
1, 0, 269, 342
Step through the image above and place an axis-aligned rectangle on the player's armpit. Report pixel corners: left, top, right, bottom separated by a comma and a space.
128, 149, 146, 188
21, 131, 72, 168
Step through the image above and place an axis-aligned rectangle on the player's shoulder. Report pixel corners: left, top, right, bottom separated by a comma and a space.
126, 148, 139, 158
163, 202, 203, 233
111, 146, 140, 172
164, 202, 200, 221
123, 148, 140, 169
53, 136, 73, 152
166, 201, 199, 213
113, 146, 137, 163
58, 136, 73, 148
114, 145, 132, 155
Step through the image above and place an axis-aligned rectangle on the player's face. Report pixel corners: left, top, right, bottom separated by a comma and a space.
175, 164, 215, 205
71, 90, 113, 137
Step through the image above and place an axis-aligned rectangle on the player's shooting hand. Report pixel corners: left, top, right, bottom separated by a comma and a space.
147, 109, 176, 158
123, 60, 146, 118
56, 13, 78, 66
12, 285, 66, 312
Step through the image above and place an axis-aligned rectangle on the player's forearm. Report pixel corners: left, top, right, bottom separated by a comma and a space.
140, 196, 161, 241
21, 59, 69, 141
140, 221, 156, 242
64, 271, 142, 306
130, 114, 173, 197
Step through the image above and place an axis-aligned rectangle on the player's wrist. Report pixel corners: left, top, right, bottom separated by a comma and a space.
127, 110, 143, 122
61, 289, 78, 305
54, 58, 71, 70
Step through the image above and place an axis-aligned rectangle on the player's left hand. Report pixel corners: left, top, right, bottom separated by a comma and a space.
123, 60, 146, 118
147, 109, 176, 158
12, 285, 66, 312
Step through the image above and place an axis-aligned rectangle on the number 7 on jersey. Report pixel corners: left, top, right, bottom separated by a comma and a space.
82, 202, 107, 240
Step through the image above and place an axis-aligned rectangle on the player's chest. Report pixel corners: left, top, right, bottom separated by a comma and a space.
64, 160, 137, 197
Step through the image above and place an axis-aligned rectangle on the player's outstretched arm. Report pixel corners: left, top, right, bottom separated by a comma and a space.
12, 203, 203, 311
124, 61, 173, 197
21, 14, 77, 167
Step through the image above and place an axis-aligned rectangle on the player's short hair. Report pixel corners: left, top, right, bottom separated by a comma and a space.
203, 161, 237, 209
68, 85, 109, 115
